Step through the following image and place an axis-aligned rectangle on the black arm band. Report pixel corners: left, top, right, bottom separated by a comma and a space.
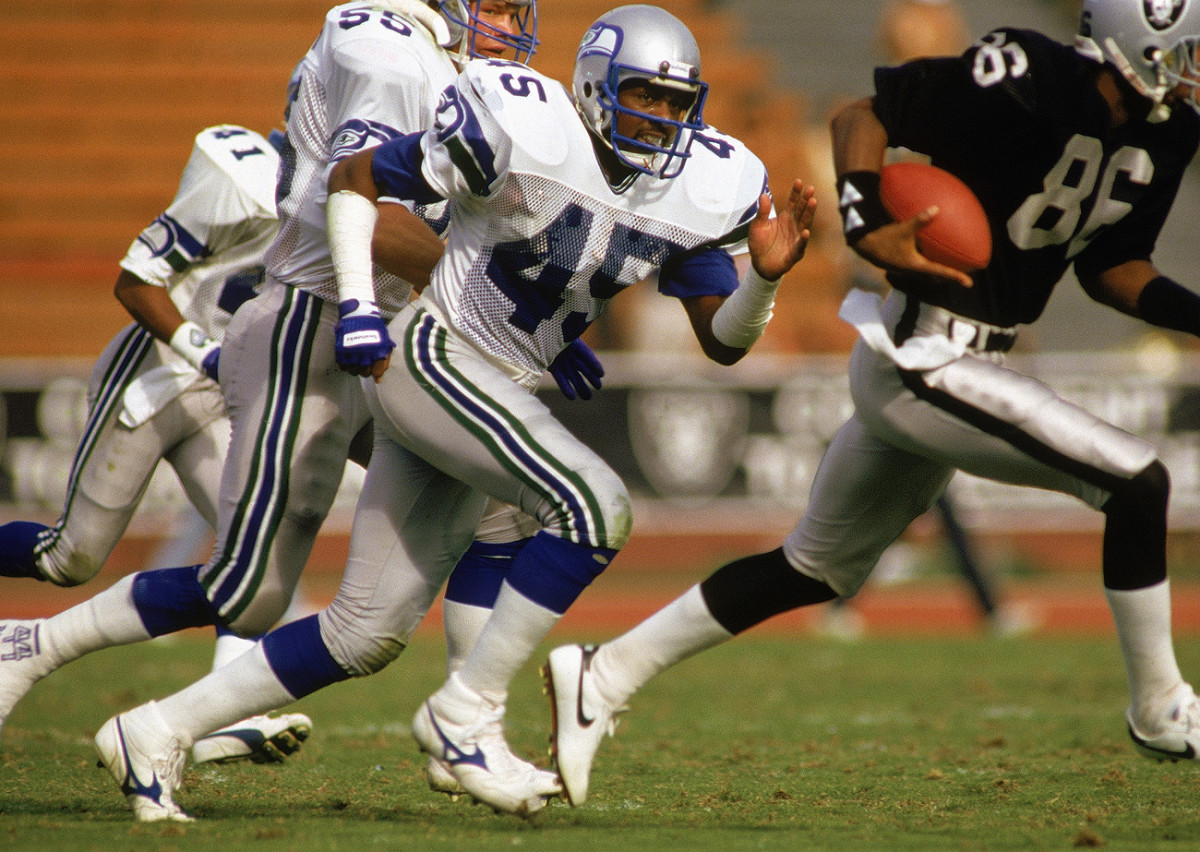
836, 171, 891, 247
1137, 275, 1200, 337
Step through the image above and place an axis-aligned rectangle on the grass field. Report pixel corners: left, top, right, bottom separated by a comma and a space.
3, 631, 1200, 851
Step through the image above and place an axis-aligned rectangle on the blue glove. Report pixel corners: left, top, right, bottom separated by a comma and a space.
336, 300, 395, 373
200, 347, 220, 382
549, 338, 604, 401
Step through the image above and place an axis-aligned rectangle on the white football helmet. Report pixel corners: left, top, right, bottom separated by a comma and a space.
573, 4, 709, 178
1076, 0, 1200, 120
439, 0, 537, 67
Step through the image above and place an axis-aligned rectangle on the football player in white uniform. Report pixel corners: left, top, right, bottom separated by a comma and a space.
78, 4, 817, 821
0, 0, 559, 821
0, 124, 312, 764
542, 0, 1200, 808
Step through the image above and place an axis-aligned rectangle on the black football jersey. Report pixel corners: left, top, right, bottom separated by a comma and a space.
871, 28, 1200, 327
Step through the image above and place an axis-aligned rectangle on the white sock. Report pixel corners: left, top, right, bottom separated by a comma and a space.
156, 643, 296, 742
210, 632, 258, 671
39, 574, 152, 669
593, 585, 733, 706
1106, 580, 1185, 725
456, 582, 557, 704
442, 599, 492, 677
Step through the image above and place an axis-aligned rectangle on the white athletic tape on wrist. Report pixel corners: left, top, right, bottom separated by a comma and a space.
327, 189, 379, 306
169, 321, 218, 372
710, 265, 780, 349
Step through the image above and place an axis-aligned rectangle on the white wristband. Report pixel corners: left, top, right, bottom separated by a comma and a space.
709, 265, 781, 349
327, 189, 379, 305
169, 321, 219, 371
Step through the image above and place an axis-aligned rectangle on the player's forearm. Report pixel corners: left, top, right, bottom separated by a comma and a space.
327, 149, 381, 202
113, 269, 186, 343
372, 203, 444, 292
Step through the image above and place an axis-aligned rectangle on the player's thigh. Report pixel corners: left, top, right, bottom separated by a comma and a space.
202, 284, 370, 629
320, 437, 486, 674
784, 413, 952, 597
853, 344, 1155, 507
50, 388, 191, 583
163, 401, 230, 531
375, 305, 630, 549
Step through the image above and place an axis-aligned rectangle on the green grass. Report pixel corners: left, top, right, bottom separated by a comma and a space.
3, 632, 1200, 851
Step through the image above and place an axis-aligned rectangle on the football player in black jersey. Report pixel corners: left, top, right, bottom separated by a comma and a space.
543, 0, 1200, 808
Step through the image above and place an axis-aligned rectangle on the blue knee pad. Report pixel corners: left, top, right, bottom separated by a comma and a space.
445, 539, 528, 608
261, 614, 352, 699
0, 521, 47, 579
505, 531, 616, 615
130, 565, 220, 637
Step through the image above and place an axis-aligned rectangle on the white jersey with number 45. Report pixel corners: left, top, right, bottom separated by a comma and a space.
413, 59, 769, 375
119, 124, 280, 342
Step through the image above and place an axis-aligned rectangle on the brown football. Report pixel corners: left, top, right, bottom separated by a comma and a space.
880, 161, 992, 272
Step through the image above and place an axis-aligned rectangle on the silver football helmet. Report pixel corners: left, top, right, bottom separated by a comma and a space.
573, 4, 709, 178
1077, 0, 1200, 120
439, 0, 537, 67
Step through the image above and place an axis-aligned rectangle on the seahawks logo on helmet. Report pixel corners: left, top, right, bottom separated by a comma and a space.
1144, 0, 1186, 31
578, 21, 621, 64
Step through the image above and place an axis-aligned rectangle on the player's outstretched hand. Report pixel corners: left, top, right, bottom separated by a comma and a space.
853, 207, 974, 288
747, 179, 816, 282
549, 338, 604, 401
335, 299, 396, 382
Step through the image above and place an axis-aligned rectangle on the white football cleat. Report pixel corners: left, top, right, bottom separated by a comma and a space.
94, 701, 193, 822
0, 619, 53, 743
412, 673, 560, 818
1128, 682, 1200, 762
543, 644, 627, 806
191, 713, 312, 765
426, 755, 464, 800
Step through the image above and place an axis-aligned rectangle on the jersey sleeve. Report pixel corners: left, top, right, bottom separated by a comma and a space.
120, 132, 269, 288
418, 65, 515, 201
657, 247, 739, 299
326, 21, 440, 163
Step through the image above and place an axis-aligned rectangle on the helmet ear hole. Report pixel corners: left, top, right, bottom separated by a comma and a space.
583, 82, 593, 98
1077, 0, 1200, 115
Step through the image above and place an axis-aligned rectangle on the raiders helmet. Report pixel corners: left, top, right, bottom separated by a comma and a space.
1077, 0, 1200, 119
439, 0, 537, 67
573, 4, 709, 178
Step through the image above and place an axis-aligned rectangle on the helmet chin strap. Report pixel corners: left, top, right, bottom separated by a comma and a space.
1104, 36, 1173, 121
374, 0, 454, 50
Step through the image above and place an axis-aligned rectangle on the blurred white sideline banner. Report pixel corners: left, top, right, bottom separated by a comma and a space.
3, 349, 1200, 535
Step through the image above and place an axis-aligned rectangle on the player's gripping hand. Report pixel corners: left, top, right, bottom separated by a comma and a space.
549, 339, 604, 401
170, 320, 222, 382
336, 299, 395, 382
201, 348, 220, 382
853, 209, 974, 288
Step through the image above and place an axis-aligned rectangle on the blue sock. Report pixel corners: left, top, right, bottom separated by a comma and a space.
130, 565, 219, 637
0, 521, 47, 579
505, 531, 616, 615
261, 614, 352, 699
445, 539, 528, 608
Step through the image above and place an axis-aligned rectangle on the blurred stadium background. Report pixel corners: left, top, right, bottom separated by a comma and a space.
4, 0, 1200, 633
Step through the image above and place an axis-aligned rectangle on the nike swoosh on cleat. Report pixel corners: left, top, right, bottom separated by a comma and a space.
426, 706, 488, 770
200, 728, 267, 750
115, 718, 165, 802
575, 646, 600, 728
1129, 723, 1197, 760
